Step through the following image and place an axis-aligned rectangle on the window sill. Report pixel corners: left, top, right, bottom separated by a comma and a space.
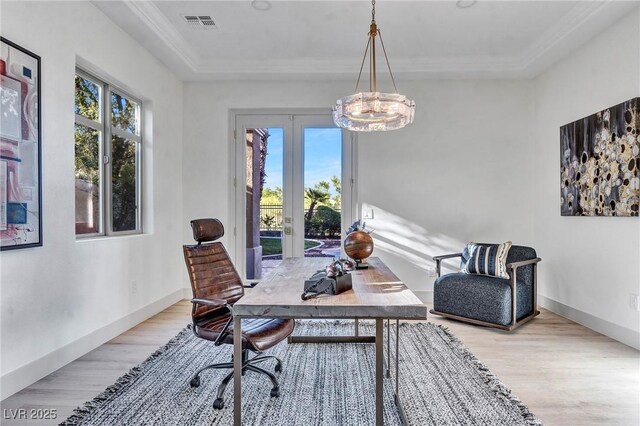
76, 232, 147, 243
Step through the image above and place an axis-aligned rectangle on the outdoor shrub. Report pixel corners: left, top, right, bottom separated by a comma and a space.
307, 206, 341, 238
261, 214, 276, 231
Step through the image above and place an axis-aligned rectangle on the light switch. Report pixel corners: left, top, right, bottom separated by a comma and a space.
362, 209, 374, 219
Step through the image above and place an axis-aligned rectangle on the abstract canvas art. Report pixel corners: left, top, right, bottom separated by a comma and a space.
560, 98, 640, 217
0, 38, 42, 249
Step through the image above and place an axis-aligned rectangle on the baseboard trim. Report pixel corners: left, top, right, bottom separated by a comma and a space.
182, 287, 192, 299
1, 288, 186, 400
538, 295, 640, 350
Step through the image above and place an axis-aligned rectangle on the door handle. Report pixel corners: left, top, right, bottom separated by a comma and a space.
284, 226, 292, 235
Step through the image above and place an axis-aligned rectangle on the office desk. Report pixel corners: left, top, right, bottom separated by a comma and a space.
232, 256, 427, 425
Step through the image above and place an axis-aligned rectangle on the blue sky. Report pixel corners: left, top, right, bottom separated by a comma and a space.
264, 127, 342, 195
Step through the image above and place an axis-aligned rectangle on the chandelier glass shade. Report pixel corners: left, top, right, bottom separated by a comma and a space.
333, 92, 415, 132
333, 0, 415, 132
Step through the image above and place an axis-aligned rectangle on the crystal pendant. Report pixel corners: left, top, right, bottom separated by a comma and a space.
333, 92, 416, 132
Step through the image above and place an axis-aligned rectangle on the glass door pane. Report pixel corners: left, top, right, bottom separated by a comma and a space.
236, 113, 350, 281
245, 127, 284, 279
302, 128, 343, 258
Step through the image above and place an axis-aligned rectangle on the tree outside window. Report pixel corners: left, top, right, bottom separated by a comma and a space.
74, 71, 142, 236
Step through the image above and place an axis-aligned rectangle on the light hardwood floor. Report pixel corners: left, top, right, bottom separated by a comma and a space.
2, 300, 638, 425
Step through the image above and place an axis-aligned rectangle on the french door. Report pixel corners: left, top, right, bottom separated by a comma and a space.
234, 112, 356, 280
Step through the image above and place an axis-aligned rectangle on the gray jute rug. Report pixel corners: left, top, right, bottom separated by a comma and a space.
62, 321, 542, 425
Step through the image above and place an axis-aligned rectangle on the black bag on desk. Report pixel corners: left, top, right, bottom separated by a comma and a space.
301, 260, 353, 301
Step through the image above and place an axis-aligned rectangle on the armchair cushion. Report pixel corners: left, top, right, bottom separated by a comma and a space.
461, 241, 512, 279
433, 272, 533, 326
435, 245, 538, 326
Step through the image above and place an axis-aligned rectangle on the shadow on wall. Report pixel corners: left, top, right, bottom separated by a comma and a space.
362, 204, 466, 277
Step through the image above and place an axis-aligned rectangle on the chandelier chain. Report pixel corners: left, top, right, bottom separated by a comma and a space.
332, 0, 415, 132
378, 30, 399, 93
354, 37, 371, 92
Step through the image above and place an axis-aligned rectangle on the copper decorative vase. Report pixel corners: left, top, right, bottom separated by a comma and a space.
344, 231, 374, 269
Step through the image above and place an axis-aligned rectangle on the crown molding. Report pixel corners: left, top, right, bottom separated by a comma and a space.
516, 0, 611, 70
194, 55, 524, 79
122, 0, 200, 72
119, 0, 630, 80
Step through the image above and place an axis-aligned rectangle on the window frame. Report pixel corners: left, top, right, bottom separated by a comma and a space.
74, 68, 143, 238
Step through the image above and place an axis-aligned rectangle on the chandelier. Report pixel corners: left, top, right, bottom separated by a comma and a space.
333, 0, 415, 132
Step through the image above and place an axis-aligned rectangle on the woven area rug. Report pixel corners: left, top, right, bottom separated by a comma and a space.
62, 321, 542, 425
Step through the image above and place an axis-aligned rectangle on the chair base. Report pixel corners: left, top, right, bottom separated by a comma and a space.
429, 309, 540, 331
189, 349, 283, 410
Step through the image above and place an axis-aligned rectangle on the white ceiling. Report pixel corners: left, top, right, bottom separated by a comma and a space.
93, 0, 639, 81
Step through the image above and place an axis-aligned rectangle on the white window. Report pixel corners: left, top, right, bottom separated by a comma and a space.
74, 69, 142, 236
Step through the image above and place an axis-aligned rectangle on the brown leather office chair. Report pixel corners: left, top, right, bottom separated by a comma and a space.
183, 218, 295, 410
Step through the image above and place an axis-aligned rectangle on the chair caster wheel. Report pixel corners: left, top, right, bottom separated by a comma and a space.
270, 387, 280, 398
190, 376, 200, 387
275, 362, 282, 373
213, 398, 224, 410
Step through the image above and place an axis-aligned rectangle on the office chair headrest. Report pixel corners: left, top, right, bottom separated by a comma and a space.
190, 218, 224, 243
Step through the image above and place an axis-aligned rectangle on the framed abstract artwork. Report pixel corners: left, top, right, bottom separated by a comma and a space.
0, 37, 42, 250
560, 98, 640, 217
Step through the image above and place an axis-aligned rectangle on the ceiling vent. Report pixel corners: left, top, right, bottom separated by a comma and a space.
183, 15, 217, 30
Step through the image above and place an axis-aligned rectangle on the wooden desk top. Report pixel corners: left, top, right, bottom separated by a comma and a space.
234, 257, 427, 320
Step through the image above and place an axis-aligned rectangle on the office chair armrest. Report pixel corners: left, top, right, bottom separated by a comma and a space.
506, 257, 541, 269
191, 297, 228, 308
191, 298, 235, 346
212, 314, 234, 346
191, 297, 234, 316
433, 253, 462, 277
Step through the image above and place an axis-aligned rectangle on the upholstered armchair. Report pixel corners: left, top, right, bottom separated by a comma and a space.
430, 244, 541, 331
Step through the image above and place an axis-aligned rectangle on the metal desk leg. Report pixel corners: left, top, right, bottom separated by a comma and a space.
394, 319, 408, 425
233, 317, 242, 426
375, 319, 384, 426
395, 320, 399, 399
288, 317, 375, 344
288, 316, 373, 343
386, 319, 391, 378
